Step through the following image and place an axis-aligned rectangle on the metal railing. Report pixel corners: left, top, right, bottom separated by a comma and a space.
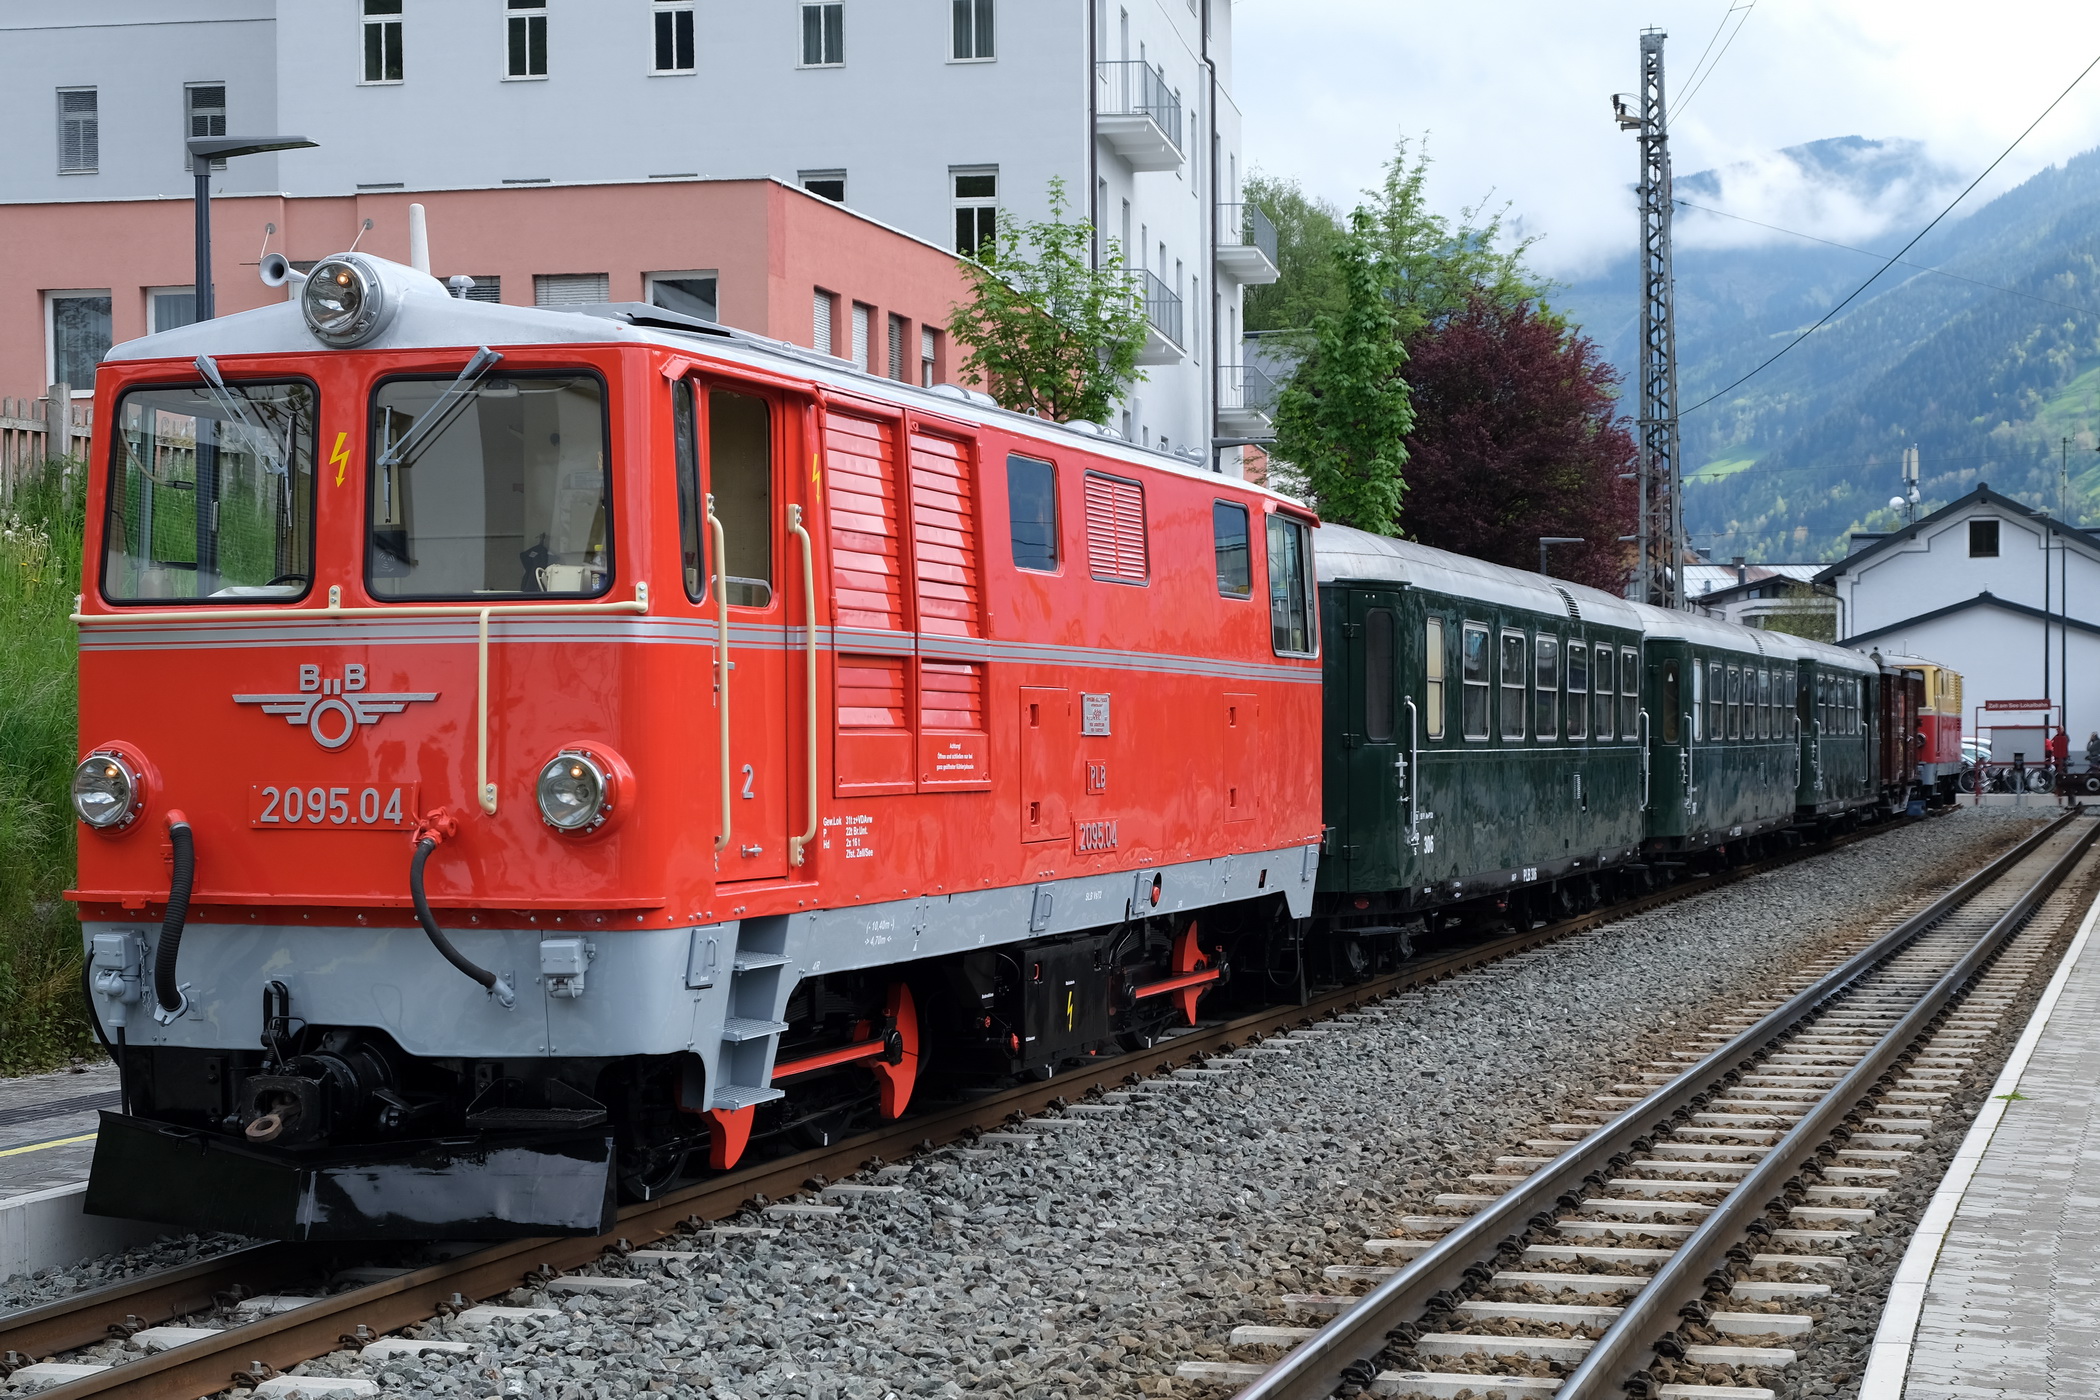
1096, 59, 1182, 150
1218, 362, 1279, 416
1219, 202, 1278, 266
1138, 269, 1182, 347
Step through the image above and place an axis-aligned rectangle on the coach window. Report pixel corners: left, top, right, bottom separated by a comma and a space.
1425, 616, 1447, 739
1266, 514, 1315, 655
710, 389, 773, 606
1008, 454, 1057, 571
1707, 660, 1723, 741
104, 379, 316, 602
1727, 665, 1741, 740
1461, 623, 1489, 740
1566, 642, 1588, 740
1534, 635, 1559, 739
1593, 643, 1615, 740
1798, 670, 1813, 730
1621, 648, 1639, 739
368, 372, 607, 598
1661, 660, 1680, 744
1212, 500, 1251, 597
1758, 669, 1772, 739
1690, 659, 1704, 741
1364, 609, 1395, 744
1499, 630, 1527, 740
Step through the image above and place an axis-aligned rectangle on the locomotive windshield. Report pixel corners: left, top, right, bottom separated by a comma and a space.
102, 380, 316, 602
367, 371, 609, 598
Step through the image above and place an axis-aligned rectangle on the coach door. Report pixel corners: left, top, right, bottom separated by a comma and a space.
1341, 588, 1404, 890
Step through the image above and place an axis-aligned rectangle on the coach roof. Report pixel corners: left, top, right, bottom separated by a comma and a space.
1314, 524, 1646, 630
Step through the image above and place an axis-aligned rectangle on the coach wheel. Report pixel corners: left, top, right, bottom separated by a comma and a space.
2026, 768, 2055, 794
2081, 774, 2100, 795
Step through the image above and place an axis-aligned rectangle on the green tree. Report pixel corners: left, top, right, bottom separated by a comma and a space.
1365, 137, 1551, 338
1757, 582, 1839, 642
1271, 210, 1415, 533
1242, 173, 1347, 334
946, 177, 1147, 424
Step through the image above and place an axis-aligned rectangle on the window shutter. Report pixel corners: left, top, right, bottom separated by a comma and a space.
825, 412, 904, 631
812, 291, 833, 353
851, 303, 871, 371
1083, 472, 1147, 582
532, 273, 608, 306
888, 314, 905, 380
908, 431, 980, 636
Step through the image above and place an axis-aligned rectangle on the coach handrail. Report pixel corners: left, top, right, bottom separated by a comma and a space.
1638, 708, 1650, 810
707, 495, 732, 855
1403, 698, 1420, 849
788, 504, 819, 867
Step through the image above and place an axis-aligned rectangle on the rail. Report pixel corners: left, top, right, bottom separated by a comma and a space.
1227, 807, 2093, 1399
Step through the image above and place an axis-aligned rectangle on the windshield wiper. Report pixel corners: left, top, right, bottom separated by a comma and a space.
377, 346, 503, 474
194, 355, 290, 473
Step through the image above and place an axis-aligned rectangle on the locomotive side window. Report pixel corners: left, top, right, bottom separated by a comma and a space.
1461, 623, 1489, 740
1534, 635, 1559, 740
368, 372, 608, 599
1661, 659, 1680, 744
1566, 642, 1587, 740
1690, 660, 1704, 741
673, 379, 703, 598
1364, 609, 1395, 744
1424, 616, 1447, 739
1593, 644, 1614, 740
1266, 514, 1315, 654
710, 389, 774, 606
1620, 647, 1638, 739
1499, 630, 1526, 740
1008, 454, 1058, 572
105, 379, 316, 603
1212, 500, 1251, 597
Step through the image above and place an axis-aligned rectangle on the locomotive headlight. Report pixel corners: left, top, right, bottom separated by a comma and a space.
301, 255, 389, 347
537, 750, 615, 833
71, 751, 143, 830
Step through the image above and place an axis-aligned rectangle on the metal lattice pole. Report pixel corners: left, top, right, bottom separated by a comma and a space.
1617, 29, 1682, 608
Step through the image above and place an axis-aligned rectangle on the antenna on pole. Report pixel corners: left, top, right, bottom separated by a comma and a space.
1615, 28, 1682, 608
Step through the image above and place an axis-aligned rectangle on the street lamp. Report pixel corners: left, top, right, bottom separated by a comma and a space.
186, 135, 318, 321
1538, 536, 1585, 577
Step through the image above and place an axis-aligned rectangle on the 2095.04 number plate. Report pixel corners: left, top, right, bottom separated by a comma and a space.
250, 782, 420, 831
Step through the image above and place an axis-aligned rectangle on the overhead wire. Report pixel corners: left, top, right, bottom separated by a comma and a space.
1679, 47, 2100, 416
1670, 2, 1757, 121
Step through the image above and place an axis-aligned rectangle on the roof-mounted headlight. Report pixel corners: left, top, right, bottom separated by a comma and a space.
302, 254, 391, 347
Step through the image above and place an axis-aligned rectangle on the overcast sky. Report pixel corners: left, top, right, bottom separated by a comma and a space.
1233, 1, 2100, 279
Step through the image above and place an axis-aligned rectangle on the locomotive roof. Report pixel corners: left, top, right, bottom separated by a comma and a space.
1314, 524, 1647, 630
103, 259, 1310, 509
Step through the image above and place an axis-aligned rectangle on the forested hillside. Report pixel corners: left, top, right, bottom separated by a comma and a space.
1555, 139, 2100, 561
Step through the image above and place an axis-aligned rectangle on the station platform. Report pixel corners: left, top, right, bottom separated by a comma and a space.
1862, 884, 2100, 1397
0, 1062, 170, 1282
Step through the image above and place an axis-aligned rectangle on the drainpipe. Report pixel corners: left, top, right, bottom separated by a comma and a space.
1087, 2, 1098, 270
1202, 0, 1220, 473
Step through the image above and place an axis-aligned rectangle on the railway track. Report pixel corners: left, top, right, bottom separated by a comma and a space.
0, 809, 1990, 1400
1207, 808, 2098, 1400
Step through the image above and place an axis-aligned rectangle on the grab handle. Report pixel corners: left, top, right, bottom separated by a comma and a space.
708, 494, 732, 854
788, 504, 820, 867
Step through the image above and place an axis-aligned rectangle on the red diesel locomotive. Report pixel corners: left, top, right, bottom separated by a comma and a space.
70, 253, 1325, 1238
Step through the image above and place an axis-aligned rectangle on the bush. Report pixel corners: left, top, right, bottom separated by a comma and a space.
0, 461, 95, 1074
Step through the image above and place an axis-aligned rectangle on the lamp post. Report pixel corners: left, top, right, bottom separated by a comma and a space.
186, 135, 317, 321
1539, 536, 1585, 578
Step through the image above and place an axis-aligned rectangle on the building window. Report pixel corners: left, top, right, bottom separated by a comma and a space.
1425, 615, 1447, 739
149, 288, 198, 333
506, 0, 548, 78
1211, 501, 1250, 597
952, 0, 994, 59
57, 89, 97, 174
953, 167, 998, 254
48, 292, 112, 390
533, 273, 608, 306
646, 272, 718, 321
813, 289, 837, 354
1498, 630, 1526, 740
1968, 518, 1999, 557
363, 0, 404, 82
801, 2, 844, 66
850, 302, 872, 371
183, 84, 228, 172
1008, 454, 1057, 572
920, 325, 938, 386
887, 313, 908, 380
1461, 622, 1489, 740
653, 2, 695, 73
799, 169, 846, 202
454, 275, 501, 303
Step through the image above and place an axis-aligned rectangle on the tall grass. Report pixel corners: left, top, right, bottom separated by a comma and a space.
0, 462, 93, 1074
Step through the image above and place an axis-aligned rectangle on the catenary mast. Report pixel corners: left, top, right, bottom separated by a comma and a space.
1616, 28, 1683, 608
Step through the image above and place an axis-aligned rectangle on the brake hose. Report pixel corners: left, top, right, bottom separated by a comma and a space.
152, 813, 194, 1019
410, 835, 516, 1009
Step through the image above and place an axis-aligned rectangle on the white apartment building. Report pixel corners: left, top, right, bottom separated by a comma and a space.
0, 0, 1277, 471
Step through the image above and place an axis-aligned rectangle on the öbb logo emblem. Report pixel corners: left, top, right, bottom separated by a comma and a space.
233, 664, 438, 751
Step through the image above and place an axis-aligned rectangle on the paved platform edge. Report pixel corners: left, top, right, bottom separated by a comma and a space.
0, 1181, 170, 1284
1854, 875, 2100, 1399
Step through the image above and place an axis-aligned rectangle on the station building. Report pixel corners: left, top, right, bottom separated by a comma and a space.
0, 0, 1273, 473
1819, 483, 2100, 740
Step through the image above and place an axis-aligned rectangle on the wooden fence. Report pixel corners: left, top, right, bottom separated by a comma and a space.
0, 384, 92, 499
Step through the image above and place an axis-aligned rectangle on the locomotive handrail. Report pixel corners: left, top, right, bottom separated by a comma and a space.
788, 504, 819, 867
706, 494, 732, 854
71, 582, 650, 627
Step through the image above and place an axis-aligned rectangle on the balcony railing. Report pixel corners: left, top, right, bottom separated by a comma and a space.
1219, 203, 1278, 265
1219, 362, 1280, 417
1096, 60, 1183, 157
1139, 268, 1183, 348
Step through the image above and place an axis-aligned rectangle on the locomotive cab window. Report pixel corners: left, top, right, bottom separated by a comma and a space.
1499, 630, 1526, 740
368, 371, 609, 599
708, 389, 774, 607
1534, 635, 1559, 739
1364, 608, 1394, 743
1566, 642, 1587, 740
1620, 647, 1638, 739
1661, 659, 1680, 744
1008, 454, 1058, 572
1461, 622, 1489, 740
1266, 514, 1315, 654
105, 379, 316, 602
1425, 615, 1446, 739
1212, 500, 1250, 597
1593, 643, 1614, 740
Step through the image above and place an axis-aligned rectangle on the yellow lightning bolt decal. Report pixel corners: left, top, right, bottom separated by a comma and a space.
810, 450, 822, 505
329, 431, 350, 487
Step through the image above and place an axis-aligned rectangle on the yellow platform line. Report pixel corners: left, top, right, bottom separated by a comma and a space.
0, 1132, 97, 1158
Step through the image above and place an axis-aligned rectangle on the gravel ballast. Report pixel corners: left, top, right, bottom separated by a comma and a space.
183, 808, 2058, 1400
